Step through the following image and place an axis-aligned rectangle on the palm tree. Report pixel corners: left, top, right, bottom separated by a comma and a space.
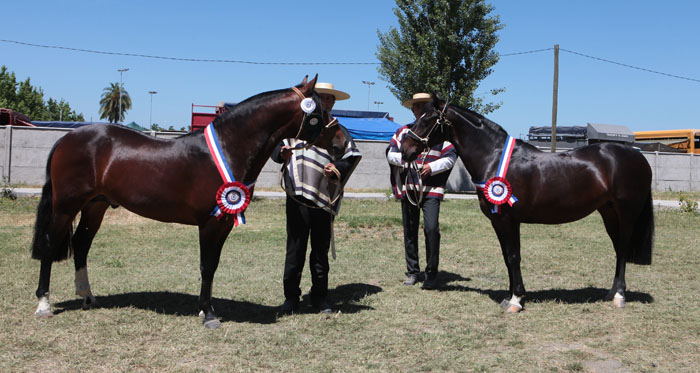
99, 82, 131, 123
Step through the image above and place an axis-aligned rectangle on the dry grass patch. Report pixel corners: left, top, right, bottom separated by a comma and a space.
1, 197, 698, 371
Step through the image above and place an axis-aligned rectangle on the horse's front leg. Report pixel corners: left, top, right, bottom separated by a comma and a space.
491, 216, 525, 313
197, 217, 234, 329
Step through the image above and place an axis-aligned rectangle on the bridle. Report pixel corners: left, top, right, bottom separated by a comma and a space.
291, 86, 339, 149
405, 102, 452, 147
402, 103, 452, 206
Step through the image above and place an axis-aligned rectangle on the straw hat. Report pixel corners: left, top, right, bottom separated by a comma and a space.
315, 82, 350, 101
402, 92, 431, 108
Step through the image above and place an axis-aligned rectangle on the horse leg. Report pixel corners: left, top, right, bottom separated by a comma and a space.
197, 219, 233, 329
491, 218, 525, 313
72, 200, 110, 310
598, 204, 630, 308
34, 212, 75, 318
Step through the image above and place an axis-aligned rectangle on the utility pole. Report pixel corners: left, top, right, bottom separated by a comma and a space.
362, 80, 375, 110
149, 91, 158, 128
374, 101, 383, 110
117, 68, 129, 123
550, 44, 559, 153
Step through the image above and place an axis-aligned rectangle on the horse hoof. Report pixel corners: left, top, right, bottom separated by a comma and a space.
613, 297, 626, 308
203, 318, 222, 329
82, 297, 99, 310
34, 310, 54, 319
505, 304, 523, 313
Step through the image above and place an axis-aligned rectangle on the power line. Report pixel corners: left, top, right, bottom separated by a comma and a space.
500, 48, 553, 56
559, 48, 700, 83
0, 38, 379, 65
2, 38, 698, 83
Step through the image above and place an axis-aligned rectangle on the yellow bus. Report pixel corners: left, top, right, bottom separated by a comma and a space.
634, 129, 700, 154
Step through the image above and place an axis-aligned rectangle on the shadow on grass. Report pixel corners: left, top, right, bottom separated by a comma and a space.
53, 282, 383, 324
437, 271, 654, 306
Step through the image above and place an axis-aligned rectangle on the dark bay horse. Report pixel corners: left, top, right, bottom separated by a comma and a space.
401, 97, 653, 312
31, 76, 347, 328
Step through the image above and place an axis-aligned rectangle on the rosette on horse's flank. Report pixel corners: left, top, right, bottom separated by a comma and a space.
205, 123, 255, 226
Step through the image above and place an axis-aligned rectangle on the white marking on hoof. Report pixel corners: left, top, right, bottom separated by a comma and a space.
502, 295, 523, 313
198, 310, 205, 319
75, 267, 92, 298
203, 318, 222, 329
35, 295, 53, 318
613, 292, 626, 308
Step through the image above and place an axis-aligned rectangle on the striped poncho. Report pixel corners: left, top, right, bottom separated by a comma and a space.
272, 125, 362, 215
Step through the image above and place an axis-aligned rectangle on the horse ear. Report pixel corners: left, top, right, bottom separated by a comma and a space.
301, 74, 318, 95
300, 75, 308, 85
431, 92, 444, 108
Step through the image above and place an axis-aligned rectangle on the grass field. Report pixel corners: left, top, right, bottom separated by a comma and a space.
0, 196, 698, 372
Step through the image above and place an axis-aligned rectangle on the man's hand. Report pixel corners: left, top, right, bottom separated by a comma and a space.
420, 163, 432, 178
280, 146, 293, 161
324, 163, 340, 179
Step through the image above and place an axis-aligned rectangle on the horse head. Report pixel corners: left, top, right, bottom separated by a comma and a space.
401, 94, 451, 162
291, 75, 347, 157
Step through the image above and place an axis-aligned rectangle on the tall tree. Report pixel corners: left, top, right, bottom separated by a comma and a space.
99, 82, 131, 123
376, 0, 504, 114
0, 65, 85, 121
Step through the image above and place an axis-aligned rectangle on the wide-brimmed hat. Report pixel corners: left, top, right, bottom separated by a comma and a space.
315, 82, 350, 101
402, 92, 431, 108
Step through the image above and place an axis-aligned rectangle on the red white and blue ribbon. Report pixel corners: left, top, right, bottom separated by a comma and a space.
474, 135, 518, 214
205, 123, 255, 226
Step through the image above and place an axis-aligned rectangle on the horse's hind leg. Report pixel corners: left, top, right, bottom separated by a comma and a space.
598, 204, 631, 308
35, 211, 76, 318
72, 200, 110, 310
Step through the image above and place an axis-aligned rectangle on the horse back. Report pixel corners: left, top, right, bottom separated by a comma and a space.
507, 143, 651, 223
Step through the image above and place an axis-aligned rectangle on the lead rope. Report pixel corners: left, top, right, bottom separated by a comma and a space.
404, 149, 428, 207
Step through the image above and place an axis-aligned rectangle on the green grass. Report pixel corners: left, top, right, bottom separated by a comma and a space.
1, 197, 698, 371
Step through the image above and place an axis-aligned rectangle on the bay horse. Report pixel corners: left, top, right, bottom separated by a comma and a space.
401, 96, 653, 312
31, 76, 347, 328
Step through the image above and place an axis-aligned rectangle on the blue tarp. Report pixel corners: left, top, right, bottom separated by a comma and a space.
335, 116, 402, 141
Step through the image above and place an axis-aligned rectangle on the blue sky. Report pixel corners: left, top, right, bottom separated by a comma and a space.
2, 1, 698, 138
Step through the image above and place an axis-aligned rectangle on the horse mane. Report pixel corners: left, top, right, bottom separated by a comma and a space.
177, 88, 291, 138
448, 104, 508, 137
447, 103, 542, 152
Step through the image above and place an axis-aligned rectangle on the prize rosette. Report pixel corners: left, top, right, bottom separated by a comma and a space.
216, 182, 251, 215
300, 98, 316, 113
483, 176, 512, 206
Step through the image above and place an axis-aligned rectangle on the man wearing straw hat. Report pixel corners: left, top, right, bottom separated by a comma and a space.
273, 82, 361, 314
386, 93, 457, 290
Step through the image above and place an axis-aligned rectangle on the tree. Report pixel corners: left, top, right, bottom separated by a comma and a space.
99, 82, 131, 123
0, 65, 85, 121
376, 0, 504, 114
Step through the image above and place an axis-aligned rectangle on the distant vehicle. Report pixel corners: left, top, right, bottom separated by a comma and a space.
633, 129, 700, 154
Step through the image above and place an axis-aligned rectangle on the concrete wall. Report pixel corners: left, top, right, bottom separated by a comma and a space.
2, 125, 697, 192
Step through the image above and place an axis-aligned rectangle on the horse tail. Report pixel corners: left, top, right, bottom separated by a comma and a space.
626, 192, 654, 265
31, 142, 73, 262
